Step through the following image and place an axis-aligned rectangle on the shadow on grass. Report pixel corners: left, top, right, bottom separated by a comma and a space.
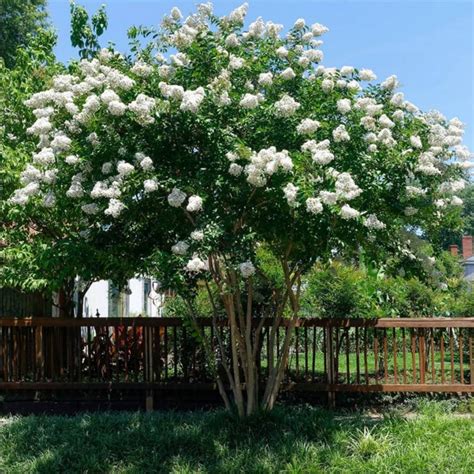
0, 403, 472, 473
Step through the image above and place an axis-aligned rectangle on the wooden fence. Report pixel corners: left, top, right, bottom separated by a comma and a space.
0, 317, 473, 406
0, 289, 52, 318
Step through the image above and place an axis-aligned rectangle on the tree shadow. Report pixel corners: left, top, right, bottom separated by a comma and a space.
0, 406, 374, 473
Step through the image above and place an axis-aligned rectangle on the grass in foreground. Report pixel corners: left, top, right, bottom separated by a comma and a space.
0, 401, 473, 473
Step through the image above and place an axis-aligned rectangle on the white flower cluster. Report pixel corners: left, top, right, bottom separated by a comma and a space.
245, 147, 293, 187
332, 124, 350, 142
363, 214, 386, 230
302, 139, 334, 165
185, 255, 208, 273
296, 118, 320, 135
104, 198, 126, 218
306, 197, 323, 215
239, 260, 256, 278
180, 87, 205, 113
283, 183, 299, 207
172, 241, 189, 255
128, 94, 156, 125
240, 93, 264, 109
168, 187, 187, 207
274, 94, 300, 117
186, 195, 203, 212
340, 204, 360, 220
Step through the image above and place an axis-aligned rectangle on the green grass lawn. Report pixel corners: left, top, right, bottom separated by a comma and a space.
0, 401, 473, 473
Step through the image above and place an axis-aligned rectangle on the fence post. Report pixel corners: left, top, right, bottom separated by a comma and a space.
144, 326, 154, 412
35, 326, 44, 381
325, 325, 336, 408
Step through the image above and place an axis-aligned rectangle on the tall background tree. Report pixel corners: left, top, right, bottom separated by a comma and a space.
0, 0, 49, 69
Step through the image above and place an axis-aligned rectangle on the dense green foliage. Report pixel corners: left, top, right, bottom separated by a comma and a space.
165, 250, 473, 318
0, 0, 48, 68
435, 183, 474, 249
301, 254, 473, 318
0, 402, 472, 473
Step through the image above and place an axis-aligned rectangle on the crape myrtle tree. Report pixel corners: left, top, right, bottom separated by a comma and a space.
7, 3, 472, 415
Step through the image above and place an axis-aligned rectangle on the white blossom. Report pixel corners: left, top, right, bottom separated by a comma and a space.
185, 255, 208, 273
294, 18, 305, 29
311, 22, 329, 36
306, 197, 323, 214
172, 241, 189, 255
451, 196, 463, 206
138, 155, 154, 171
27, 117, 52, 135
258, 72, 273, 86
283, 183, 299, 207
363, 214, 386, 230
229, 54, 245, 70
274, 94, 300, 117
276, 46, 288, 58
239, 261, 256, 278
335, 172, 362, 200
131, 60, 153, 77
181, 87, 205, 113
229, 163, 243, 176
108, 100, 127, 116
117, 161, 135, 176
186, 195, 203, 212
65, 155, 79, 165
332, 124, 350, 142
81, 203, 100, 215
168, 187, 186, 207
379, 114, 395, 129
33, 148, 55, 165
337, 99, 351, 114
104, 198, 125, 218
225, 33, 240, 47
297, 118, 320, 135
191, 230, 204, 241
359, 69, 377, 81
240, 93, 261, 109
102, 162, 113, 174
170, 7, 183, 20
410, 135, 422, 149
280, 67, 296, 80
381, 75, 399, 90
144, 179, 159, 193
340, 204, 360, 219
340, 66, 354, 77
321, 78, 334, 93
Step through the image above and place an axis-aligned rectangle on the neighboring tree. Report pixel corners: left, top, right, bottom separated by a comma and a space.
0, 0, 49, 68
70, 1, 108, 59
6, 4, 472, 415
0, 3, 115, 317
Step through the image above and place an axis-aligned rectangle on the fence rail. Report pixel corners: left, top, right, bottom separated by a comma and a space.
1, 317, 473, 401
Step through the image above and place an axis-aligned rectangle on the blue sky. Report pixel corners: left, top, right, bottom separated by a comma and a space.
49, 0, 473, 149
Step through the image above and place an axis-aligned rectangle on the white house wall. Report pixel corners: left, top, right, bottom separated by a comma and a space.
83, 278, 164, 317
83, 280, 109, 317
